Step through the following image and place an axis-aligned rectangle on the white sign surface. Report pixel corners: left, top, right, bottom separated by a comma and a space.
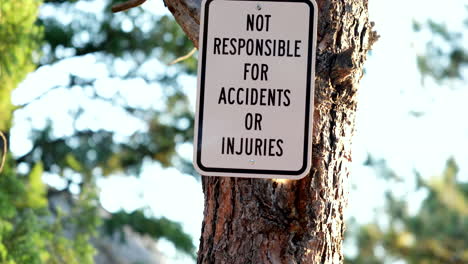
194, 0, 317, 179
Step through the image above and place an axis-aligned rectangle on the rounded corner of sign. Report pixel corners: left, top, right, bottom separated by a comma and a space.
291, 161, 312, 180
193, 159, 209, 175
301, 0, 316, 10
203, 0, 215, 8
288, 174, 308, 180
309, 0, 318, 8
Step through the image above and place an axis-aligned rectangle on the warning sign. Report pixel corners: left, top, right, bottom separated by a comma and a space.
193, 0, 318, 179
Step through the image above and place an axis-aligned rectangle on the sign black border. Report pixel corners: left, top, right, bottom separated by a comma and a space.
196, 0, 315, 176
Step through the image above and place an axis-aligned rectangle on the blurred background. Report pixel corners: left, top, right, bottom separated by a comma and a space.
0, 0, 466, 263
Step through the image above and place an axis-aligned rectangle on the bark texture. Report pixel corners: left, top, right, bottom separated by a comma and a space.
165, 0, 378, 263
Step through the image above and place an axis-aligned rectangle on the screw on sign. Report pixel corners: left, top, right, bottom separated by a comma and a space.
193, 0, 318, 179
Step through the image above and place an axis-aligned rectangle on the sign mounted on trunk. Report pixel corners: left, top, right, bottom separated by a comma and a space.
194, 0, 318, 179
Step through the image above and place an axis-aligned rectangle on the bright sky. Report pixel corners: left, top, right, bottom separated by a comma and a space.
10, 0, 467, 263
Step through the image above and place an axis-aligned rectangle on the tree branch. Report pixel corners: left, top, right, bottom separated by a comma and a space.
111, 0, 147, 13
0, 131, 7, 173
165, 0, 201, 47
169, 47, 197, 65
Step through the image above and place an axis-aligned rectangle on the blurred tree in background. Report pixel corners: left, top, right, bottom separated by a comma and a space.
414, 7, 468, 83
2, 0, 198, 262
346, 6, 468, 264
346, 159, 468, 264
2, 0, 467, 263
1, 0, 96, 263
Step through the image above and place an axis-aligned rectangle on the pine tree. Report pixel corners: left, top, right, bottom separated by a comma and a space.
163, 0, 378, 262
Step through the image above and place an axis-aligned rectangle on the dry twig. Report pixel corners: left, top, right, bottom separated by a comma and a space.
112, 0, 147, 13
169, 48, 197, 65
0, 131, 7, 173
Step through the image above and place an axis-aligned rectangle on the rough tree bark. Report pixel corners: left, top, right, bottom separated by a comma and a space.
165, 0, 378, 263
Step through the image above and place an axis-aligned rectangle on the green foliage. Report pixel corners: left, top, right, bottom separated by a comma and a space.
1, 1, 100, 263
0, 0, 43, 130
19, 0, 197, 178
5, 0, 199, 261
23, 163, 48, 209
105, 210, 196, 259
39, 0, 197, 74
347, 159, 468, 264
414, 8, 468, 83
41, 204, 98, 264
19, 94, 195, 177
0, 157, 99, 263
0, 1, 47, 263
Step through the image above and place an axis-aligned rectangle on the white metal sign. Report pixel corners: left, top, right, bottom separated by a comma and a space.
194, 0, 318, 179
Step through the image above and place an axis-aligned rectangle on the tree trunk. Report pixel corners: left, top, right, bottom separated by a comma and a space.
165, 0, 377, 262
